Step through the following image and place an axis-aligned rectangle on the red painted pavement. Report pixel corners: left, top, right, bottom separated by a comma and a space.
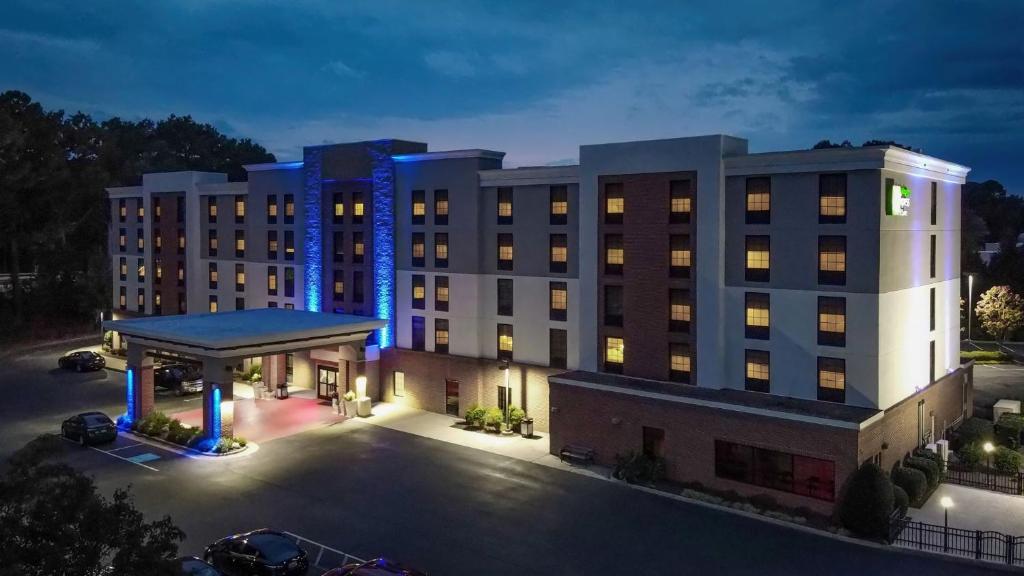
172, 396, 348, 443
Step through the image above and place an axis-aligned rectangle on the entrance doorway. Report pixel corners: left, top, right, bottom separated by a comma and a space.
445, 379, 460, 416
317, 366, 338, 400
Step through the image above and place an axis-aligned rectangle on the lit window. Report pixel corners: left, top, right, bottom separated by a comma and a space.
153, 199, 161, 220
745, 177, 770, 224
434, 189, 449, 225
268, 269, 278, 294
119, 258, 127, 279
235, 267, 245, 289
818, 297, 846, 347
235, 231, 245, 257
234, 196, 245, 222
412, 274, 425, 310
435, 319, 449, 353
177, 230, 185, 250
605, 234, 623, 274
605, 336, 624, 369
745, 349, 770, 393
177, 263, 185, 281
818, 357, 846, 403
497, 187, 513, 222
154, 291, 161, 307
268, 232, 279, 257
497, 324, 513, 360
155, 260, 162, 280
209, 296, 218, 313
550, 234, 567, 273
412, 233, 425, 265
334, 193, 345, 221
118, 200, 127, 220
119, 230, 126, 250
208, 231, 218, 255
137, 290, 145, 308
209, 266, 218, 285
435, 233, 448, 267
435, 277, 449, 311
819, 174, 847, 223
353, 195, 365, 219
550, 281, 567, 321
137, 262, 145, 281
550, 185, 568, 225
137, 204, 145, 221
745, 292, 770, 339
267, 196, 278, 222
208, 198, 218, 221
412, 190, 425, 225
818, 236, 846, 285
119, 288, 126, 308
413, 284, 425, 299
670, 343, 691, 383
670, 289, 691, 333
670, 235, 691, 277
136, 230, 144, 251
154, 233, 162, 251
333, 274, 344, 298
745, 236, 770, 281
285, 231, 295, 259
670, 180, 692, 224
284, 195, 295, 219
498, 234, 513, 270
353, 234, 364, 257
605, 183, 624, 224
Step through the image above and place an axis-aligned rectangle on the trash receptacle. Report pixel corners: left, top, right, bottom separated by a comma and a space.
276, 384, 289, 399
521, 417, 534, 438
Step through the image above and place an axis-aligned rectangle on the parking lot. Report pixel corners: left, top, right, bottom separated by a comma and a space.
972, 363, 1024, 419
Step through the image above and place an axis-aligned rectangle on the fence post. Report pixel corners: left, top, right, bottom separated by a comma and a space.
977, 530, 982, 559
1008, 534, 1015, 566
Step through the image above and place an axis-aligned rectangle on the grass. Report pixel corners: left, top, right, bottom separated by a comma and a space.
961, 350, 1014, 364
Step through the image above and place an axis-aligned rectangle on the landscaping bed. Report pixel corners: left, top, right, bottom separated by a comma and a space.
117, 411, 247, 455
459, 404, 536, 437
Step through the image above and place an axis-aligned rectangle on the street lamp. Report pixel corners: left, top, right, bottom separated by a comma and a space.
940, 496, 954, 552
498, 359, 511, 432
967, 274, 974, 341
984, 441, 995, 471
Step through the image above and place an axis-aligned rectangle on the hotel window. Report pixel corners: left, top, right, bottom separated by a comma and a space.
118, 199, 126, 222
497, 234, 513, 271
119, 257, 127, 281
670, 235, 691, 278
333, 192, 345, 224
136, 259, 145, 282
669, 343, 691, 384
393, 371, 405, 397
411, 316, 425, 351
930, 287, 936, 332
234, 195, 245, 223
818, 236, 846, 285
268, 230, 279, 260
137, 288, 145, 309
177, 197, 185, 223
604, 285, 623, 326
267, 194, 278, 224
209, 295, 218, 313
550, 234, 567, 273
208, 263, 218, 289
604, 182, 624, 225
119, 286, 126, 310
550, 329, 567, 369
352, 232, 364, 264
411, 233, 425, 267
352, 270, 364, 303
930, 234, 936, 278
497, 187, 513, 224
176, 262, 185, 286
177, 229, 185, 255
284, 303, 294, 310
153, 290, 162, 314
235, 264, 245, 292
136, 229, 144, 251
284, 194, 294, 224
818, 297, 846, 347
153, 198, 161, 222
745, 177, 771, 224
411, 190, 425, 225
670, 179, 692, 224
207, 197, 217, 223
497, 324, 513, 361
331, 231, 344, 262
434, 233, 449, 268
434, 189, 449, 225
550, 185, 568, 225
208, 229, 218, 257
154, 259, 162, 281
604, 336, 624, 373
154, 230, 162, 252
817, 357, 846, 403
352, 191, 364, 224
235, 230, 245, 258
604, 234, 623, 275
714, 440, 835, 502
178, 293, 186, 313
137, 202, 145, 223
284, 231, 295, 261
268, 301, 277, 308
435, 276, 449, 311
268, 266, 278, 296
235, 297, 245, 311
745, 349, 770, 392
819, 173, 847, 223
333, 270, 344, 300
497, 278, 513, 316
412, 275, 425, 309
284, 267, 295, 298
669, 289, 691, 333
745, 235, 770, 282
930, 182, 938, 226
119, 228, 126, 252
745, 292, 770, 340
550, 281, 567, 321
435, 319, 449, 354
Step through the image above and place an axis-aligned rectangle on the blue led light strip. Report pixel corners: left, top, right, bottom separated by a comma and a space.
369, 141, 396, 347
303, 146, 324, 312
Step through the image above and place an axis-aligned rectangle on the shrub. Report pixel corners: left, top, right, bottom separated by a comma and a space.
613, 451, 666, 484
509, 406, 526, 428
891, 466, 928, 506
186, 430, 206, 449
483, 407, 504, 431
996, 413, 1024, 449
957, 442, 983, 470
959, 350, 1012, 363
343, 390, 356, 402
464, 405, 487, 428
957, 417, 995, 449
892, 485, 909, 516
912, 447, 945, 470
837, 463, 894, 539
235, 437, 247, 448
212, 438, 235, 454
166, 419, 186, 444
904, 456, 940, 489
138, 412, 171, 436
994, 446, 1023, 474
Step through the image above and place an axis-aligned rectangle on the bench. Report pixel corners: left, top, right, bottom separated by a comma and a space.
560, 444, 595, 466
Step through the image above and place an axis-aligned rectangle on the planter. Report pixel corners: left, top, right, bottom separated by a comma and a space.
343, 400, 358, 417
356, 397, 372, 417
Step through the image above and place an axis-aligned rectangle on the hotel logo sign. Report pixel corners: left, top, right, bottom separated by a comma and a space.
886, 183, 911, 216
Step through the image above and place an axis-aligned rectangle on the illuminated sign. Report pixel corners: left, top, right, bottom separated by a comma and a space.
886, 184, 911, 216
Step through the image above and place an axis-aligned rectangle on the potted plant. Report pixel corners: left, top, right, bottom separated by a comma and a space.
484, 407, 504, 433
464, 405, 486, 429
343, 390, 357, 416
509, 406, 526, 433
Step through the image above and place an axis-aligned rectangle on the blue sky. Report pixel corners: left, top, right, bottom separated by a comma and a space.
2, 0, 1022, 189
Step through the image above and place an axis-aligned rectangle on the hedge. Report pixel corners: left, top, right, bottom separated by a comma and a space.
838, 463, 894, 539
893, 485, 909, 516
957, 442, 983, 470
904, 456, 940, 489
994, 446, 1023, 474
957, 417, 995, 448
891, 466, 928, 506
960, 350, 1012, 363
996, 413, 1024, 449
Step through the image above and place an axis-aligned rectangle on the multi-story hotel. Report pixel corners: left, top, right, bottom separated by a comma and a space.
107, 135, 972, 513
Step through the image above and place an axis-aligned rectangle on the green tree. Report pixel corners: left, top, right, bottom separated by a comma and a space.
976, 285, 1024, 341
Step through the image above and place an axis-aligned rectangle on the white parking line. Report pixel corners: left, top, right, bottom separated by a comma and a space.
104, 443, 144, 452
59, 435, 160, 471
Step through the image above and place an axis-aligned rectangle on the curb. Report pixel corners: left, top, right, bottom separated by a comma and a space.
120, 430, 257, 460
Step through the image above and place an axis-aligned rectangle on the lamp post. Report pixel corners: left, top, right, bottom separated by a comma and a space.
498, 359, 511, 432
967, 274, 974, 341
940, 496, 954, 552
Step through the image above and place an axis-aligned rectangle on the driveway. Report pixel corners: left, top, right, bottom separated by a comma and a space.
973, 364, 1024, 420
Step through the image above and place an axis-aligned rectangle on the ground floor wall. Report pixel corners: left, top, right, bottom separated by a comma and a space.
379, 347, 556, 432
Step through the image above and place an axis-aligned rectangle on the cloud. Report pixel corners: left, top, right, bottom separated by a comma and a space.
322, 60, 364, 79
423, 51, 476, 77
0, 28, 99, 52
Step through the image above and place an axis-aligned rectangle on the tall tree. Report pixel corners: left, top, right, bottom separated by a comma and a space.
975, 285, 1024, 342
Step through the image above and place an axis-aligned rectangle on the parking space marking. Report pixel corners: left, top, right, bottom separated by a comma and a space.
127, 452, 161, 464
104, 443, 145, 452
90, 445, 160, 471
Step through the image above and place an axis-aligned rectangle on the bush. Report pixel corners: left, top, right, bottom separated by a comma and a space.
509, 406, 526, 428
186, 430, 206, 449
212, 438, 235, 454
838, 463, 894, 539
957, 442, 983, 470
904, 456, 940, 489
235, 437, 247, 448
464, 405, 487, 428
960, 350, 1012, 363
912, 447, 945, 472
166, 419, 186, 443
996, 413, 1024, 449
483, 407, 504, 431
137, 412, 171, 436
613, 451, 666, 484
893, 485, 909, 516
891, 466, 928, 506
994, 446, 1023, 474
957, 417, 995, 449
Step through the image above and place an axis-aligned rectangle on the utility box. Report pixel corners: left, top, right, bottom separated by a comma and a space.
936, 439, 950, 470
993, 399, 1021, 423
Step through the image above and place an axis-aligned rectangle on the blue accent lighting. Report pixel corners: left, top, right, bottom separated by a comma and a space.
369, 141, 396, 347
303, 146, 324, 312
211, 385, 222, 440
124, 367, 135, 425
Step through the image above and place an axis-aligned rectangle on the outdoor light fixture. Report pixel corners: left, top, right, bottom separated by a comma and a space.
940, 496, 954, 509
983, 442, 995, 454
940, 496, 954, 552
967, 274, 974, 341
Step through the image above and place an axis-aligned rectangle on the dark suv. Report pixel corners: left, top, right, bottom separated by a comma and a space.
155, 363, 204, 395
204, 530, 309, 576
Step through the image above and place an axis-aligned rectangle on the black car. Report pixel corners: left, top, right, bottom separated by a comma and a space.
323, 558, 427, 576
155, 363, 204, 395
61, 412, 117, 446
58, 350, 106, 372
204, 530, 309, 576
179, 556, 223, 575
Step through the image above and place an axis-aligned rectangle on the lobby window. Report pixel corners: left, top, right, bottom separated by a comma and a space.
119, 257, 127, 281
333, 192, 345, 224
497, 234, 513, 270
550, 329, 567, 369
153, 290, 162, 314
332, 231, 344, 262
604, 234, 623, 275
931, 182, 938, 226
550, 234, 567, 273
153, 198, 161, 222
930, 234, 936, 278
268, 266, 278, 296
434, 233, 449, 268
137, 288, 145, 309
669, 343, 691, 384
207, 197, 217, 223
177, 229, 185, 255
118, 199, 126, 222
604, 336, 624, 373
284, 194, 294, 224
745, 177, 771, 224
119, 286, 126, 310
818, 236, 846, 285
497, 187, 513, 224
208, 229, 218, 257
497, 323, 513, 361
393, 371, 405, 397
333, 270, 344, 300
550, 185, 568, 225
154, 230, 162, 252
819, 173, 847, 223
818, 297, 846, 347
550, 281, 567, 321
604, 182, 624, 224
235, 230, 245, 258
670, 289, 691, 333
284, 231, 295, 261
411, 233, 425, 267
434, 189, 449, 225
745, 349, 770, 392
817, 357, 846, 403
411, 316, 425, 350
670, 179, 692, 224
745, 292, 770, 340
670, 235, 691, 278
604, 285, 623, 327
136, 259, 145, 282
268, 231, 279, 260
352, 191, 364, 225
235, 297, 245, 311
209, 295, 218, 313
497, 278, 513, 316
267, 194, 278, 224
137, 202, 145, 223
411, 190, 425, 225
119, 228, 126, 252
745, 235, 770, 282
930, 287, 936, 332
435, 319, 449, 354
235, 264, 245, 292
176, 262, 185, 286
154, 259, 162, 281
435, 276, 449, 311
284, 267, 295, 298
352, 270, 364, 303
208, 263, 218, 289
714, 440, 835, 502
136, 229, 144, 251
412, 275, 425, 309
234, 195, 245, 223
353, 232, 364, 264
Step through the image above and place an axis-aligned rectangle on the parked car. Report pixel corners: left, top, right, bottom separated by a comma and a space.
61, 412, 117, 446
204, 529, 309, 576
179, 556, 224, 576
58, 350, 106, 372
155, 363, 204, 395
323, 559, 427, 576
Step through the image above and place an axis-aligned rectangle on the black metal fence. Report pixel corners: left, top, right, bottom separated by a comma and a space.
944, 462, 1024, 495
891, 516, 1024, 567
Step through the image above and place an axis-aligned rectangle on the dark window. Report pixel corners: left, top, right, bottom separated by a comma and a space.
497, 278, 513, 316
643, 427, 665, 459
412, 275, 425, 310
434, 189, 449, 225
235, 297, 245, 310
714, 440, 835, 502
352, 191, 364, 225
669, 179, 692, 224
435, 276, 449, 311
497, 187, 513, 224
550, 234, 567, 273
332, 269, 344, 300
434, 233, 448, 268
550, 185, 568, 225
353, 271, 364, 303
411, 232, 425, 267
745, 235, 770, 282
178, 292, 186, 313
208, 229, 218, 257
550, 329, 567, 369
745, 349, 770, 392
497, 233, 513, 270
234, 195, 245, 224
604, 234, 623, 275
234, 229, 245, 258
930, 234, 936, 278
929, 287, 936, 332
604, 182, 623, 225
208, 263, 218, 289
434, 318, 449, 354
411, 316, 425, 351
817, 357, 846, 403
930, 182, 937, 226
819, 174, 847, 224
669, 343, 691, 383
284, 194, 294, 224
604, 285, 623, 326
550, 281, 567, 321
268, 301, 277, 308
176, 197, 185, 224
745, 177, 771, 224
352, 231, 364, 264
670, 235, 691, 278
817, 297, 846, 347
930, 340, 936, 383
268, 230, 278, 260
333, 231, 344, 262
745, 292, 770, 340
497, 324, 513, 361
268, 266, 278, 296
267, 194, 278, 224
818, 236, 846, 285
284, 231, 295, 261
411, 190, 425, 225
669, 289, 690, 332
284, 267, 295, 298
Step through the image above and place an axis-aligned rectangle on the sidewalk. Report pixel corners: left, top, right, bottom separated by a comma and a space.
912, 483, 1024, 536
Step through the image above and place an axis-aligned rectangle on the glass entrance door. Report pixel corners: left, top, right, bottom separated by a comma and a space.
317, 366, 338, 400
445, 379, 460, 416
